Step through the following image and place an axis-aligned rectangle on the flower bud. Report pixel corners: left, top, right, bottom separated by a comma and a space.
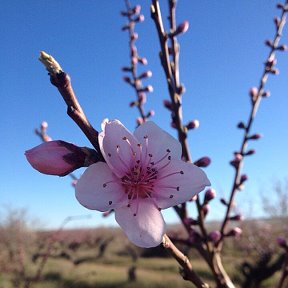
134, 14, 145, 22
265, 39, 274, 47
248, 133, 262, 140
220, 198, 228, 206
277, 236, 288, 249
270, 68, 280, 75
41, 121, 48, 129
122, 66, 132, 72
138, 93, 146, 104
132, 5, 141, 14
277, 3, 285, 9
138, 57, 148, 65
146, 110, 155, 118
136, 117, 144, 126
277, 44, 288, 51
249, 87, 258, 102
194, 157, 211, 168
25, 140, 89, 176
262, 90, 271, 98
274, 17, 280, 28
208, 231, 221, 243
71, 180, 78, 187
229, 214, 243, 221
174, 21, 189, 36
186, 120, 200, 130
163, 100, 173, 110
202, 204, 209, 216
245, 149, 255, 156
123, 76, 133, 85
131, 32, 138, 41
227, 227, 242, 237
138, 70, 152, 79
204, 188, 216, 203
240, 174, 248, 184
237, 122, 246, 129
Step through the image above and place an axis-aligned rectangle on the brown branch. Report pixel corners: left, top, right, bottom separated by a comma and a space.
218, 2, 288, 247
151, 0, 209, 255
162, 234, 209, 288
122, 1, 153, 125
39, 51, 104, 161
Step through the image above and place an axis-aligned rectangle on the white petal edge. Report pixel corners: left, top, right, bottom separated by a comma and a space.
115, 198, 166, 248
98, 120, 139, 178
152, 159, 210, 209
75, 162, 128, 211
133, 121, 182, 161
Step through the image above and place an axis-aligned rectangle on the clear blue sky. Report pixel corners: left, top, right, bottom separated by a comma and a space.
1, 1, 288, 229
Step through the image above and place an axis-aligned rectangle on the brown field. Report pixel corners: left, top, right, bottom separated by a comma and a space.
1, 217, 288, 288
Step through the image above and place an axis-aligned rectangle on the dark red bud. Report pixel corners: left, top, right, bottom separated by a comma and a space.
237, 122, 246, 129
174, 21, 189, 36
220, 198, 228, 206
265, 40, 274, 47
248, 133, 262, 140
163, 100, 173, 110
194, 157, 211, 168
277, 44, 288, 51
204, 188, 216, 203
186, 120, 200, 130
240, 174, 248, 184
245, 149, 255, 156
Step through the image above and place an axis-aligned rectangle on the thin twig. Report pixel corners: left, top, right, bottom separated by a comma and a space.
39, 51, 104, 161
218, 2, 288, 247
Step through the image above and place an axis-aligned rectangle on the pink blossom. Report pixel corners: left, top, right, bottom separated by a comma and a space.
75, 120, 210, 248
25, 140, 87, 176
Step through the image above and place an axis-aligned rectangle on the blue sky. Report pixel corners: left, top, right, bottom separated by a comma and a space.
1, 1, 288, 229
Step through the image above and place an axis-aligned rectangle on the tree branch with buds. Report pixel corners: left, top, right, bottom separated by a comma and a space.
39, 51, 104, 162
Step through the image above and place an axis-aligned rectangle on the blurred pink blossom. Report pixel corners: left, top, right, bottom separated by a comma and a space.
76, 120, 210, 247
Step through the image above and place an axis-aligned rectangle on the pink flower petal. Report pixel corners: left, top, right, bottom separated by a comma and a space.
75, 162, 127, 211
152, 159, 210, 209
115, 198, 166, 248
133, 121, 182, 161
98, 120, 139, 177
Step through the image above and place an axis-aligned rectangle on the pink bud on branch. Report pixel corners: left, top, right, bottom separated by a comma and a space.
194, 157, 211, 168
208, 231, 221, 243
25, 140, 98, 176
204, 188, 216, 203
186, 120, 200, 130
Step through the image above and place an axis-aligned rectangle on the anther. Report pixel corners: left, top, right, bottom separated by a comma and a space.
122, 136, 127, 140
103, 183, 107, 187
108, 153, 112, 157
109, 201, 112, 205
176, 187, 180, 191
166, 149, 171, 152
180, 171, 184, 174
169, 195, 174, 198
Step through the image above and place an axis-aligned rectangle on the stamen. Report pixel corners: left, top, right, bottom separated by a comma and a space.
103, 179, 119, 187
153, 149, 171, 165
157, 170, 184, 181
115, 145, 130, 171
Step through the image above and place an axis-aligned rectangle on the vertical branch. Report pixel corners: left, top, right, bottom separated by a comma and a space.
218, 2, 288, 246
122, 1, 154, 126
